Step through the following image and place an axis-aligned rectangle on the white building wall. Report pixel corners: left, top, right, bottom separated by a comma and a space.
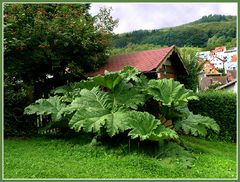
225, 62, 237, 71
224, 83, 237, 93
210, 57, 224, 69
198, 47, 237, 71
198, 51, 210, 60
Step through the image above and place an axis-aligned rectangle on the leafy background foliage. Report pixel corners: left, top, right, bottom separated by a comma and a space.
177, 47, 205, 92
4, 77, 37, 136
188, 91, 236, 142
4, 4, 118, 83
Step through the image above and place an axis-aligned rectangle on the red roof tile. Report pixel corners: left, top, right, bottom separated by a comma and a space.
214, 46, 226, 52
232, 54, 237, 62
91, 46, 175, 76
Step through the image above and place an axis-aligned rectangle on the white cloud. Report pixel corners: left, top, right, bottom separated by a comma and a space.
218, 3, 237, 16
89, 3, 237, 34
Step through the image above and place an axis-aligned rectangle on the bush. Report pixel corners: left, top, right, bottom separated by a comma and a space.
24, 67, 219, 143
188, 90, 236, 142
4, 77, 37, 137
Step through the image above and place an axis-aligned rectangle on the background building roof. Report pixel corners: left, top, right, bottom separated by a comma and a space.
90, 46, 175, 76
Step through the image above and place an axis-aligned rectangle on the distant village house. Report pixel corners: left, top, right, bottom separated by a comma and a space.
198, 46, 237, 90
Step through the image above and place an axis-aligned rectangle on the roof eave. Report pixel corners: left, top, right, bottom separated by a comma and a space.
156, 45, 189, 75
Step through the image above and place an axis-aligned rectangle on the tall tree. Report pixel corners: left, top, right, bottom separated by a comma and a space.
4, 4, 118, 85
4, 4, 118, 136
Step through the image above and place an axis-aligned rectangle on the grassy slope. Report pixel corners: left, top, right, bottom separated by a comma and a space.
4, 136, 236, 179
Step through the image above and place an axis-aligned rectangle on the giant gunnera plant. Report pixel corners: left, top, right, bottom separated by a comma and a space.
24, 66, 219, 145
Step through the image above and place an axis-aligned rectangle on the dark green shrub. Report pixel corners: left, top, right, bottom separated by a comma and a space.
188, 90, 236, 142
4, 77, 37, 136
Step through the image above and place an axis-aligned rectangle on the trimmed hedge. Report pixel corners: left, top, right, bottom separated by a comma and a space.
188, 90, 236, 142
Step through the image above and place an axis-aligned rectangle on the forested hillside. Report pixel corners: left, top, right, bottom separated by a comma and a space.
111, 15, 236, 50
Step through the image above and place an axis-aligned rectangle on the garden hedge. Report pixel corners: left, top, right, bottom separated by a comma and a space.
188, 90, 236, 142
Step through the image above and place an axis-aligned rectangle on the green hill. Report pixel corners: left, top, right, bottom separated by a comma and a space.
111, 14, 236, 49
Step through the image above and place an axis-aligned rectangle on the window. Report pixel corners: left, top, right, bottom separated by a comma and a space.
209, 79, 213, 84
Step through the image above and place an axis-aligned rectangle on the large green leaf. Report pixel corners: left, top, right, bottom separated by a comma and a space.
70, 108, 130, 136
68, 86, 176, 140
147, 79, 198, 107
68, 87, 130, 136
104, 110, 130, 136
113, 81, 146, 109
119, 66, 141, 82
24, 96, 66, 121
126, 111, 159, 140
126, 111, 179, 141
119, 66, 149, 93
175, 112, 220, 136
69, 108, 109, 133
77, 87, 113, 109
63, 86, 114, 114
149, 125, 179, 141
52, 80, 96, 102
53, 80, 96, 94
91, 72, 123, 91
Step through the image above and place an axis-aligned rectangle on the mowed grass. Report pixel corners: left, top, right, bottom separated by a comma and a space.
4, 135, 236, 179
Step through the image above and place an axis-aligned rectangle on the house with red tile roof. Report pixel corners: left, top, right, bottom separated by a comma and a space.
90, 45, 188, 80
214, 46, 226, 53
198, 60, 227, 90
201, 60, 221, 76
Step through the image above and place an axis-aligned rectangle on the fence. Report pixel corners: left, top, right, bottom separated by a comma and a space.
36, 115, 60, 134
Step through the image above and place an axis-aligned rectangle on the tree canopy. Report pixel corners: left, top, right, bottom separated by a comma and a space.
4, 4, 118, 84
4, 4, 118, 136
111, 15, 236, 49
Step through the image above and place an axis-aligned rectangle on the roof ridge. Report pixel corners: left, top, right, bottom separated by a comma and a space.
112, 45, 175, 58
215, 56, 225, 62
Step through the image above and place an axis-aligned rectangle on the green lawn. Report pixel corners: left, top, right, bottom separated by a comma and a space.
4, 135, 236, 179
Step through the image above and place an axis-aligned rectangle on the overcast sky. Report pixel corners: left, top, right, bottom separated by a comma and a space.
89, 3, 237, 34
